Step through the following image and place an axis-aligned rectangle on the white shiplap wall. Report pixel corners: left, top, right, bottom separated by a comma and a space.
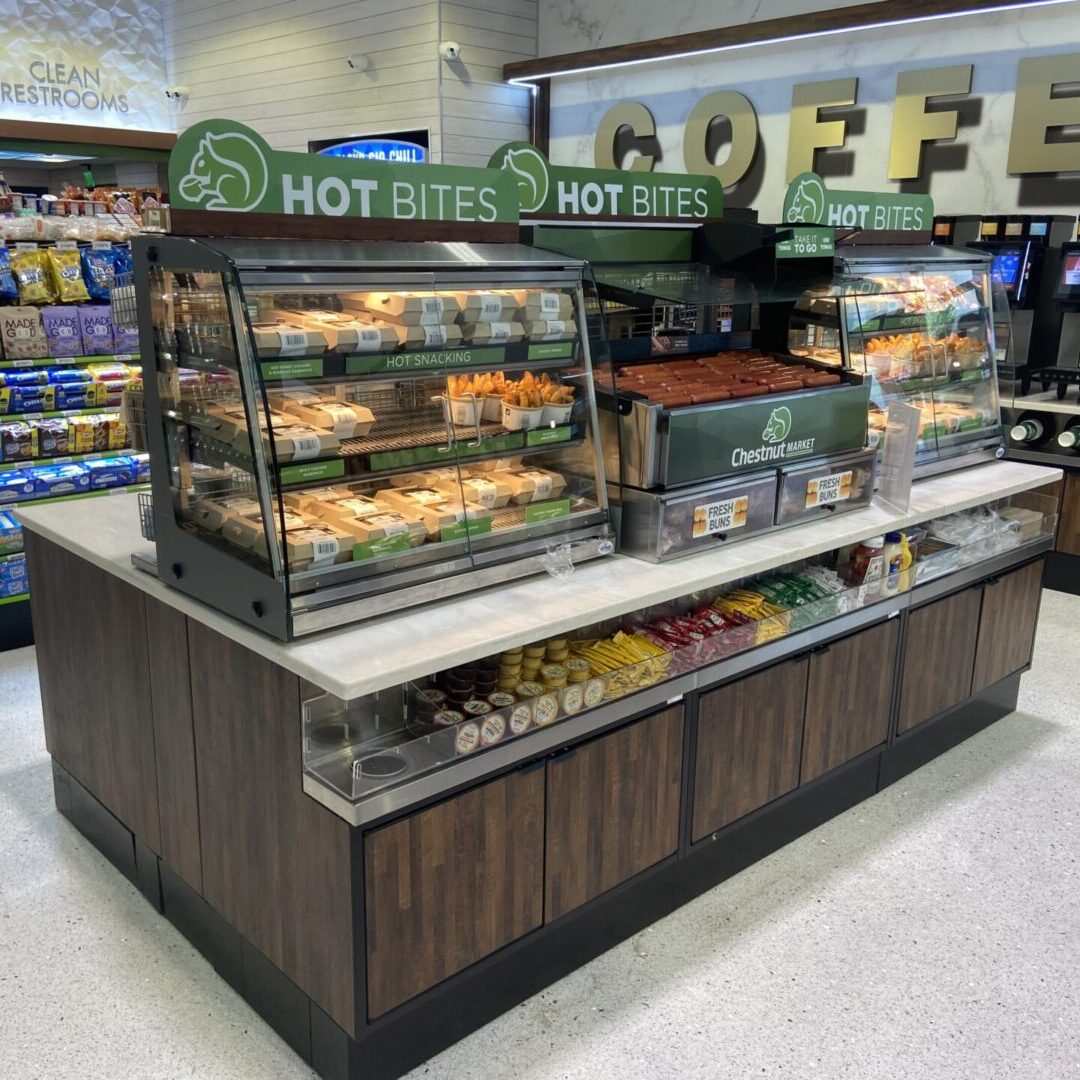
164, 0, 443, 155
164, 0, 538, 165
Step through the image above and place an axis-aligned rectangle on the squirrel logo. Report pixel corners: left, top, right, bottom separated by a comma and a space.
177, 130, 269, 212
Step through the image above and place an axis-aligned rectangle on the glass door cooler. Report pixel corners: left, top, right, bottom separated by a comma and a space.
132, 237, 614, 640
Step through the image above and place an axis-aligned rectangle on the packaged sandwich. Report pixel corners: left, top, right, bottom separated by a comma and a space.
268, 389, 375, 437
524, 318, 577, 341
453, 291, 523, 323
275, 309, 398, 353
250, 321, 327, 357
459, 321, 526, 345
490, 467, 567, 504
341, 292, 461, 326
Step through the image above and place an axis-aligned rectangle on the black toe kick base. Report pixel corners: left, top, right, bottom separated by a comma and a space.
49, 672, 1023, 1080
879, 672, 1022, 789
1044, 551, 1080, 596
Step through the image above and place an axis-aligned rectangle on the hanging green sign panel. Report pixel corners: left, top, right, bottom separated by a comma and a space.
783, 172, 933, 233
488, 142, 723, 221
170, 119, 519, 223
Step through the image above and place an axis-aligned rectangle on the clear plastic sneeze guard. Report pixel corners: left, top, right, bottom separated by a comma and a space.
301, 491, 1058, 812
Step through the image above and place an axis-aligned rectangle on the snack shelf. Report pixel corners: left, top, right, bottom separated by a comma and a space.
307, 493, 1057, 805
0, 592, 28, 606
0, 353, 140, 371
3, 480, 148, 511
0, 449, 143, 474
0, 405, 120, 423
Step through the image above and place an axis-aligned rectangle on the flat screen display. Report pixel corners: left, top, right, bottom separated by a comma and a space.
992, 250, 1023, 289
1054, 245, 1080, 300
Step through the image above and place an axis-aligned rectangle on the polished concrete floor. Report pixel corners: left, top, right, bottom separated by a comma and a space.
2, 590, 1079, 1080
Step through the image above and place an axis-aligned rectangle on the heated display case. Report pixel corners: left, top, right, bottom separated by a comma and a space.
788, 246, 1004, 477
133, 237, 615, 640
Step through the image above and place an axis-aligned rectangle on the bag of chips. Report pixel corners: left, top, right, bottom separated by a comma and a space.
0, 248, 17, 302
80, 245, 118, 300
10, 248, 54, 304
47, 246, 90, 303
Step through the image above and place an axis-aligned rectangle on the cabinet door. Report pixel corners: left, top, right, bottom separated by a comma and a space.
364, 767, 545, 1019
1057, 474, 1080, 556
801, 619, 899, 784
545, 705, 683, 923
692, 658, 808, 842
971, 560, 1044, 693
897, 587, 982, 735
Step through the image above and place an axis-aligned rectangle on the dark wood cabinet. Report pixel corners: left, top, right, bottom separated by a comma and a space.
692, 658, 808, 842
801, 619, 899, 784
1057, 474, 1080, 556
972, 560, 1044, 693
545, 705, 683, 922
897, 587, 982, 735
365, 766, 545, 1020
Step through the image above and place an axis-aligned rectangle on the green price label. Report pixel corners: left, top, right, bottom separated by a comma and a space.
279, 459, 345, 485
525, 498, 571, 524
346, 345, 506, 374
353, 534, 411, 561
261, 357, 325, 379
440, 516, 494, 542
525, 424, 571, 446
527, 341, 574, 361
459, 431, 524, 457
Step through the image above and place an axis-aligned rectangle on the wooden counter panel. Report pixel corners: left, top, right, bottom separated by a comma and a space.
145, 597, 202, 892
187, 620, 354, 1035
365, 767, 545, 1019
26, 534, 161, 852
898, 588, 981, 735
801, 619, 899, 784
693, 659, 808, 841
1057, 474, 1080, 557
972, 560, 1044, 693
545, 705, 683, 921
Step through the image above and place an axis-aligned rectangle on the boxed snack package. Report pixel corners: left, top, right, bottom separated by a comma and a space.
47, 367, 93, 385
282, 485, 353, 513
68, 416, 95, 453
54, 382, 104, 411
32, 463, 91, 497
126, 453, 150, 484
342, 292, 461, 326
0, 552, 27, 597
0, 370, 48, 388
453, 291, 523, 323
1, 422, 37, 462
40, 306, 84, 357
191, 494, 264, 531
512, 290, 575, 322
105, 417, 129, 451
328, 505, 427, 547
276, 310, 398, 353
524, 318, 578, 341
78, 305, 115, 355
250, 321, 327, 357
268, 389, 375, 438
433, 474, 512, 509
33, 418, 68, 458
459, 321, 526, 345
0, 384, 56, 415
490, 467, 567, 504
375, 486, 492, 538
84, 456, 136, 490
0, 472, 34, 503
0, 306, 48, 359
0, 510, 22, 554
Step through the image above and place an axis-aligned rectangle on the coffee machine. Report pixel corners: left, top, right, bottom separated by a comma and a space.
969, 214, 1074, 393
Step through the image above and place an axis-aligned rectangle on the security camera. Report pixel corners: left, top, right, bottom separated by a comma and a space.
346, 54, 371, 72
165, 86, 190, 100
439, 41, 461, 61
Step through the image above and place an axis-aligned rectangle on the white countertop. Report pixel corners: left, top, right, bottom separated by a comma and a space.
1006, 389, 1080, 416
16, 460, 1061, 701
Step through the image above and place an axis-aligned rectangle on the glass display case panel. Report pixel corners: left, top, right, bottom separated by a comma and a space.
149, 264, 284, 578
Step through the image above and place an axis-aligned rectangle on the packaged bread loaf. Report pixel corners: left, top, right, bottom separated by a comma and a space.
341, 292, 461, 326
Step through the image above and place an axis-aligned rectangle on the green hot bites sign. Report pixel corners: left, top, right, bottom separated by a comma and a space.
783, 172, 933, 233
665, 382, 871, 485
489, 142, 723, 222
170, 119, 518, 223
